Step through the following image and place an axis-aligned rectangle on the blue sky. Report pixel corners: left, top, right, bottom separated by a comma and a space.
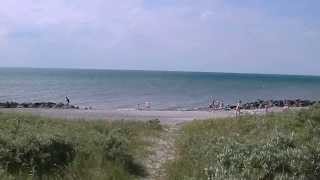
0, 0, 319, 75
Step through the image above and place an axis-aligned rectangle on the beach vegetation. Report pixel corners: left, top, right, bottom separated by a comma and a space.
0, 112, 162, 180
165, 104, 320, 180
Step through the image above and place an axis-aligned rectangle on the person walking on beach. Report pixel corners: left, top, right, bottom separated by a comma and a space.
65, 96, 70, 105
235, 100, 242, 118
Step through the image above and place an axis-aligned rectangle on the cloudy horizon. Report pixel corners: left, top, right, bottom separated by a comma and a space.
0, 0, 319, 75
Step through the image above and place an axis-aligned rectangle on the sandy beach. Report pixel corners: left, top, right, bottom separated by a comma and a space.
0, 107, 289, 124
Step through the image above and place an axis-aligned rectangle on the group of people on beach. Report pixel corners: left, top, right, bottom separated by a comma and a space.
235, 101, 271, 118
209, 97, 292, 118
208, 97, 224, 111
208, 98, 242, 117
137, 101, 152, 110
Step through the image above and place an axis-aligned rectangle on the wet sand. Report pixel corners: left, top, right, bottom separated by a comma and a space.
0, 107, 291, 124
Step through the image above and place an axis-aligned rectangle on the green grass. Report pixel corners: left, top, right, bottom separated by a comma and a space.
166, 105, 320, 180
0, 112, 162, 180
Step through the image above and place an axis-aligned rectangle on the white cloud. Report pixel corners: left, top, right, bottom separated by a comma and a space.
0, 0, 94, 25
0, 0, 319, 75
200, 10, 214, 20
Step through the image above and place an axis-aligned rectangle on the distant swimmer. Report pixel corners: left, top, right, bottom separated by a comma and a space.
65, 96, 70, 105
235, 100, 242, 118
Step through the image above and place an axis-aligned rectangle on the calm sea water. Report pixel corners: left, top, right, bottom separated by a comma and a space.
1, 68, 320, 110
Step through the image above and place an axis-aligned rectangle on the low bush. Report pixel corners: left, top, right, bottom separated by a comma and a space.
166, 105, 320, 180
146, 119, 162, 130
210, 134, 320, 179
0, 112, 161, 179
102, 128, 146, 176
103, 129, 131, 164
0, 136, 75, 176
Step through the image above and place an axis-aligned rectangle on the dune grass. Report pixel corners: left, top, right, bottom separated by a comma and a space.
0, 112, 162, 180
166, 105, 320, 180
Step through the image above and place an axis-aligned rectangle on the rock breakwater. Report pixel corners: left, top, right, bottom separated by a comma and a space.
0, 102, 79, 109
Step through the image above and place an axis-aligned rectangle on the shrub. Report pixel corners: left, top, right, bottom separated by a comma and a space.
0, 113, 162, 179
146, 119, 162, 130
102, 129, 145, 176
195, 134, 320, 180
167, 105, 320, 180
0, 136, 75, 177
103, 129, 132, 164
297, 104, 320, 124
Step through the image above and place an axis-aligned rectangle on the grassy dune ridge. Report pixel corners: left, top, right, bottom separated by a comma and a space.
0, 112, 162, 180
166, 105, 320, 180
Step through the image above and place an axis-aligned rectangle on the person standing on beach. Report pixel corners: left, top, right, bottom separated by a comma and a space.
265, 100, 272, 114
212, 99, 216, 110
219, 100, 224, 110
283, 100, 289, 112
235, 100, 242, 118
208, 96, 214, 111
145, 101, 151, 110
66, 96, 70, 105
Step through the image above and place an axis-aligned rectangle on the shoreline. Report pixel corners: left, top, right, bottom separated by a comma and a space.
0, 99, 317, 111
0, 107, 301, 124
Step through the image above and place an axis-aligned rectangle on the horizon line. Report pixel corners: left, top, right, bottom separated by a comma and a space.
0, 66, 319, 77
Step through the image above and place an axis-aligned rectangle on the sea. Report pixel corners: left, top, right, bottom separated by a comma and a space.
1, 67, 320, 110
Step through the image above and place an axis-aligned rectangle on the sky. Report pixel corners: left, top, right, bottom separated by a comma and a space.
0, 0, 319, 75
